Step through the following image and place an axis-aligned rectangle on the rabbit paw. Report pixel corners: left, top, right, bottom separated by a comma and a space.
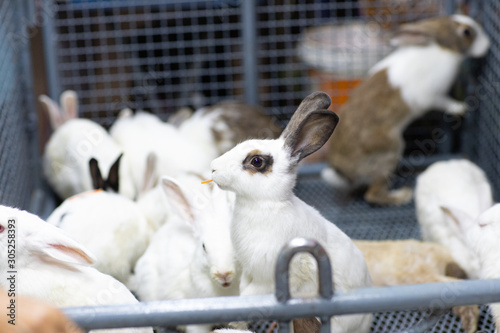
446, 101, 468, 115
452, 305, 479, 333
365, 182, 413, 206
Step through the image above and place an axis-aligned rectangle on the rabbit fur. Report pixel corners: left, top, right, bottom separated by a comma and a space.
133, 173, 239, 333
109, 110, 212, 196
46, 189, 153, 286
355, 239, 479, 333
322, 15, 490, 206
440, 204, 500, 332
177, 100, 283, 158
0, 205, 152, 333
210, 92, 372, 333
415, 159, 493, 279
40, 91, 135, 200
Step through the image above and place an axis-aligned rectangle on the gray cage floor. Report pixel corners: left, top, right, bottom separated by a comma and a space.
290, 166, 495, 333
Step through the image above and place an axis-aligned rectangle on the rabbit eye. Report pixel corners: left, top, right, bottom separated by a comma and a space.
463, 28, 472, 37
0, 225, 4, 233
202, 243, 207, 253
251, 156, 263, 168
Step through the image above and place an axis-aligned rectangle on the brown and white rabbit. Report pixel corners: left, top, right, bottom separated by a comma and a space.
322, 15, 490, 205
176, 100, 283, 158
210, 92, 372, 333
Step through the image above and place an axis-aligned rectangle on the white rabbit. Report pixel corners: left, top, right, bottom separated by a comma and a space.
440, 204, 500, 331
210, 92, 372, 333
415, 159, 493, 278
176, 100, 282, 158
0, 205, 152, 333
322, 15, 490, 205
46, 189, 153, 286
109, 110, 212, 195
40, 90, 135, 200
133, 173, 239, 333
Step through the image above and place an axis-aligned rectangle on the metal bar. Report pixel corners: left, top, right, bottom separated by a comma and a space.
41, 0, 61, 98
64, 278, 500, 330
275, 238, 333, 303
242, 0, 258, 105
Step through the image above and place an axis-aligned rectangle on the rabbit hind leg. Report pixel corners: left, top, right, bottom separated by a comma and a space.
364, 177, 413, 206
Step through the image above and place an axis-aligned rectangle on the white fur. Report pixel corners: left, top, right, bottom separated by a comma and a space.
0, 205, 152, 333
41, 92, 135, 200
109, 111, 213, 195
211, 135, 372, 332
370, 44, 464, 119
441, 204, 500, 330
133, 174, 239, 333
415, 159, 493, 278
46, 190, 153, 286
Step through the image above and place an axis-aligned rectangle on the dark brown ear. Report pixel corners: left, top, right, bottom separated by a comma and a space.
107, 153, 123, 193
280, 92, 331, 141
89, 158, 105, 190
284, 110, 339, 164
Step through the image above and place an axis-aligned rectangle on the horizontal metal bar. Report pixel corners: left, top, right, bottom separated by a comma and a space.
64, 278, 500, 330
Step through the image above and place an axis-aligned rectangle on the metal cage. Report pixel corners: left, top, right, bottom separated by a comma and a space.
1, 0, 500, 332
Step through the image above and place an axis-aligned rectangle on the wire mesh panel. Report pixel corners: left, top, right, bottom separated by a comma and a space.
0, 1, 38, 209
463, 1, 500, 200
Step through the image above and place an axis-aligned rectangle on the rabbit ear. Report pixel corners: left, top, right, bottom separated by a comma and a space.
283, 110, 339, 164
41, 241, 96, 267
440, 205, 478, 241
280, 91, 331, 141
107, 153, 123, 193
39, 94, 65, 130
89, 158, 105, 190
118, 107, 133, 119
140, 152, 158, 196
160, 176, 195, 224
60, 90, 79, 120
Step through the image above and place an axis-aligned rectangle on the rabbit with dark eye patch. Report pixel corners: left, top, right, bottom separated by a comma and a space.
321, 15, 490, 206
210, 92, 372, 333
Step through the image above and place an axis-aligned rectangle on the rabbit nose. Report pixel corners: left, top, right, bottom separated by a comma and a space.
214, 271, 233, 287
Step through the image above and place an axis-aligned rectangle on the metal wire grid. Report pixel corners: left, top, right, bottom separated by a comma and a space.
0, 1, 38, 210
462, 1, 500, 201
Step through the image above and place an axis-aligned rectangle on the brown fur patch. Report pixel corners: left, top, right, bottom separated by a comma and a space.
445, 262, 468, 280
327, 68, 409, 185
242, 149, 274, 175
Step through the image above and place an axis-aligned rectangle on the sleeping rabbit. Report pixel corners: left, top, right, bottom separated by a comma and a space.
415, 159, 493, 278
40, 90, 135, 200
440, 204, 500, 332
322, 15, 490, 205
0, 205, 152, 333
210, 92, 372, 333
355, 239, 479, 333
46, 188, 153, 287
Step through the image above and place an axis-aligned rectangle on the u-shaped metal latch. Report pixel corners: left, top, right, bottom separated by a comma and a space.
274, 238, 334, 333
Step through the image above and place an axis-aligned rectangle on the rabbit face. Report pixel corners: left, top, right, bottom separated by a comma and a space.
211, 138, 296, 201
452, 15, 490, 57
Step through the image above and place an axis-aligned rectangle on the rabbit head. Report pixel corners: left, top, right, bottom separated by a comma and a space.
161, 175, 237, 288
211, 92, 338, 200
39, 90, 79, 130
0, 205, 96, 270
391, 14, 490, 57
